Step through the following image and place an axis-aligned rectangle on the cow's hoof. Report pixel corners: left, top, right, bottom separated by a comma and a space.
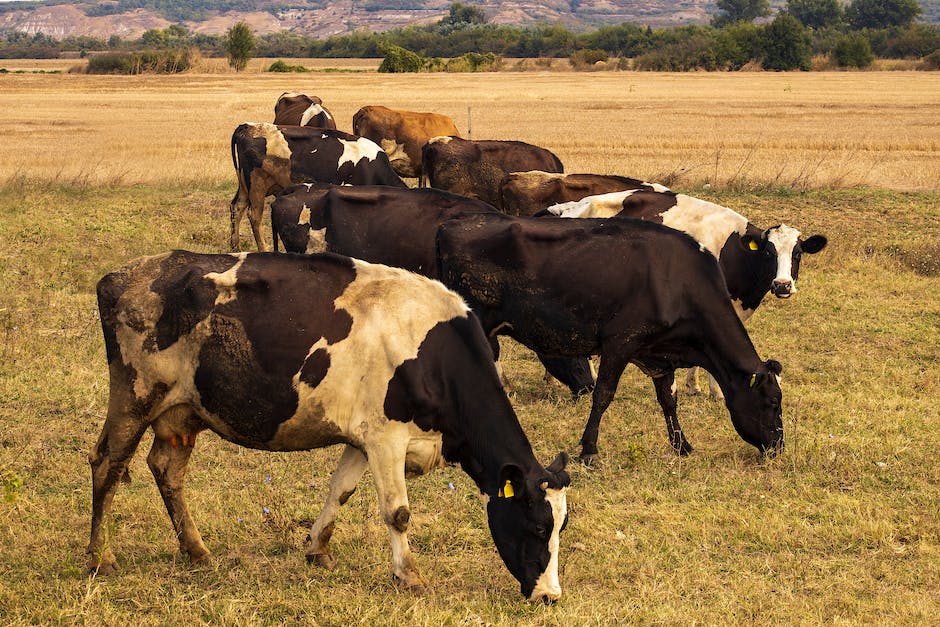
306, 552, 336, 570
577, 453, 598, 467
88, 558, 117, 576
187, 547, 212, 565
393, 571, 428, 593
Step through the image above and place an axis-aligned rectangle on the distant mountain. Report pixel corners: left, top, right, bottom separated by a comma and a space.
0, 0, 937, 40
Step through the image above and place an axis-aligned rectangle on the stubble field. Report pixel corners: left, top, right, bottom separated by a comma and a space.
0, 66, 938, 625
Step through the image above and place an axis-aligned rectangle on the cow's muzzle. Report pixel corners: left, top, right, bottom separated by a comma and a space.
771, 279, 794, 298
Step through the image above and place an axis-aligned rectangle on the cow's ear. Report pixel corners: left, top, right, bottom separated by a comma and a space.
542, 452, 571, 490
801, 235, 828, 254
742, 234, 762, 252
498, 464, 525, 499
765, 359, 783, 376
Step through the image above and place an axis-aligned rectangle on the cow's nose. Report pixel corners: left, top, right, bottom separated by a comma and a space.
772, 279, 793, 297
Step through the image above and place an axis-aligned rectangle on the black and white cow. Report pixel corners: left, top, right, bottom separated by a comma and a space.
437, 215, 785, 463
230, 123, 406, 252
273, 92, 337, 129
542, 189, 827, 399
89, 250, 570, 602
270, 183, 596, 396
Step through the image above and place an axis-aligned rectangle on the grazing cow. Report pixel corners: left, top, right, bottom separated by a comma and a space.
422, 137, 564, 208
352, 105, 460, 180
500, 171, 667, 217
437, 215, 785, 463
273, 92, 337, 129
89, 250, 570, 602
229, 122, 406, 252
542, 189, 827, 398
270, 184, 596, 397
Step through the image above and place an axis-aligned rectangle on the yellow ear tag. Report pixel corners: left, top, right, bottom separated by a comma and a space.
749, 373, 758, 387
499, 480, 515, 498
748, 240, 760, 251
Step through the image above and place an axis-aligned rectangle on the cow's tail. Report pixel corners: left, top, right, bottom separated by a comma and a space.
352, 107, 368, 136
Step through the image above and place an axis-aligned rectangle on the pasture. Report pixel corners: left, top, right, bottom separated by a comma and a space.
0, 67, 938, 624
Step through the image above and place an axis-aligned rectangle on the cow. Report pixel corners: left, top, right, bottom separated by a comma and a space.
422, 137, 564, 208
437, 214, 785, 464
89, 250, 571, 602
541, 189, 827, 399
273, 92, 337, 130
499, 171, 667, 217
229, 122, 406, 252
270, 183, 596, 397
352, 105, 460, 181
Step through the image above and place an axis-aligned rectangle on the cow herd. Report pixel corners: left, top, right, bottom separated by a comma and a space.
87, 91, 828, 603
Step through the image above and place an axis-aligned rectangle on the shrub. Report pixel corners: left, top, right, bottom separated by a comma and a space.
569, 48, 608, 69
267, 59, 310, 73
832, 33, 875, 67
85, 49, 193, 74
443, 52, 502, 72
635, 35, 720, 71
921, 49, 940, 70
378, 44, 425, 72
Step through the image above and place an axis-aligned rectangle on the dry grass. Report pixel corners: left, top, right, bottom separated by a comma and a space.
0, 70, 938, 624
0, 66, 938, 192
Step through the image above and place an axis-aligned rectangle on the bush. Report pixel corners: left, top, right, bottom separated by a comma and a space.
635, 35, 720, 71
569, 48, 608, 68
267, 59, 310, 72
832, 33, 875, 67
85, 49, 193, 74
921, 49, 940, 70
443, 51, 502, 72
378, 44, 426, 72
761, 13, 812, 70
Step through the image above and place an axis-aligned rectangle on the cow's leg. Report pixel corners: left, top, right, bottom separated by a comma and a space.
247, 184, 269, 252
706, 372, 724, 401
147, 430, 210, 565
305, 444, 368, 569
488, 335, 511, 390
653, 371, 693, 455
364, 429, 426, 591
578, 348, 632, 464
230, 188, 249, 252
87, 389, 149, 574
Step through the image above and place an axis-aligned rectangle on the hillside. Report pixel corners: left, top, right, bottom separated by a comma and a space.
1, 0, 734, 39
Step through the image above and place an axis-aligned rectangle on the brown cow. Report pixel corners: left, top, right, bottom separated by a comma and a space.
500, 171, 668, 217
422, 137, 564, 208
352, 105, 460, 180
273, 92, 337, 129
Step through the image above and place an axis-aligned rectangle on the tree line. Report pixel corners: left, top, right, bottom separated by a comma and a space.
1, 0, 938, 71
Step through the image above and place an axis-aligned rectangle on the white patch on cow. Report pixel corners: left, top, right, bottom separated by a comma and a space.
276, 260, 470, 449
310, 148, 318, 154
647, 182, 671, 192
428, 135, 453, 145
546, 190, 644, 218
529, 487, 567, 602
660, 195, 749, 258
767, 224, 801, 293
252, 123, 291, 161
338, 138, 382, 168
300, 103, 326, 127
204, 253, 249, 306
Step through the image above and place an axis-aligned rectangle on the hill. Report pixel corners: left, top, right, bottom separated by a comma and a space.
1, 0, 738, 39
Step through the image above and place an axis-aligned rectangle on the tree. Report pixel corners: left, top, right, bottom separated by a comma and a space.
787, 0, 843, 29
225, 22, 255, 72
711, 0, 771, 27
443, 2, 487, 27
832, 33, 875, 67
761, 13, 812, 70
845, 0, 922, 29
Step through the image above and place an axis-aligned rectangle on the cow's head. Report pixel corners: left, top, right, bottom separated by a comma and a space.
725, 359, 784, 454
486, 452, 570, 603
742, 225, 827, 298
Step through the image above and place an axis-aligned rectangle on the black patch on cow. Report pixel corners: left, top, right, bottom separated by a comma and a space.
300, 348, 331, 389
150, 252, 240, 352
718, 226, 776, 311
617, 190, 678, 219
277, 127, 406, 189
188, 253, 356, 445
